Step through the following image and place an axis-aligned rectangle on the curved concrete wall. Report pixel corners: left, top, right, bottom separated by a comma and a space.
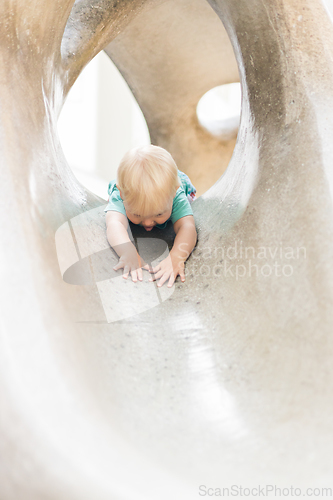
1, 0, 333, 499
104, 0, 240, 194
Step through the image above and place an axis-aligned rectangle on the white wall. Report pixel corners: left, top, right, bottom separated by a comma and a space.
57, 51, 150, 200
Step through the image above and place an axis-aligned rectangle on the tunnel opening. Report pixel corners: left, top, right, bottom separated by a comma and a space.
197, 83, 241, 142
57, 50, 151, 201
59, 0, 241, 200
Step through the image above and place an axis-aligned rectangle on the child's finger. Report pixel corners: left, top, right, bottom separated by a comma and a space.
137, 256, 145, 266
157, 273, 170, 288
137, 267, 143, 281
167, 274, 176, 288
131, 269, 138, 282
113, 262, 123, 271
142, 263, 152, 272
150, 269, 163, 281
151, 264, 161, 274
179, 268, 186, 283
122, 265, 130, 279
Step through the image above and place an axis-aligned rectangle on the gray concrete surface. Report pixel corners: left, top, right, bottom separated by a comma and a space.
1, 0, 333, 499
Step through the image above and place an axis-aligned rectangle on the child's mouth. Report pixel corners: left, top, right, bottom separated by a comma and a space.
144, 226, 154, 231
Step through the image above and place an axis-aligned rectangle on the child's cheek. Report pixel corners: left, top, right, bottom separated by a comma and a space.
166, 209, 172, 221
127, 214, 140, 225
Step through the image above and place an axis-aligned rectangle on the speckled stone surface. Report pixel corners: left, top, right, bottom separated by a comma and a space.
1, 0, 333, 499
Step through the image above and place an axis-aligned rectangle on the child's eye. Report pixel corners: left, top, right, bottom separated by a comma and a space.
156, 213, 163, 217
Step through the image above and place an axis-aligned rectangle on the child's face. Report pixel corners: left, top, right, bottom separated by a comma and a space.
124, 198, 173, 231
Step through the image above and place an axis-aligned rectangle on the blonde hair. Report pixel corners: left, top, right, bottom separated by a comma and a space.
117, 145, 181, 216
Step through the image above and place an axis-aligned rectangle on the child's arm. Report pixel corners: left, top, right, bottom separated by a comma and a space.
150, 215, 197, 287
106, 211, 149, 282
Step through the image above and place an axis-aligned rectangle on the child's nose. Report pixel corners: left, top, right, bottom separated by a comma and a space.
143, 218, 154, 226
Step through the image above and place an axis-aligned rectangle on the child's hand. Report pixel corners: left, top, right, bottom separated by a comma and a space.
149, 254, 185, 288
113, 248, 150, 282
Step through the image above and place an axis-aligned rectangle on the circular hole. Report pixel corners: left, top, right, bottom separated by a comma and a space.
196, 82, 241, 141
57, 51, 150, 200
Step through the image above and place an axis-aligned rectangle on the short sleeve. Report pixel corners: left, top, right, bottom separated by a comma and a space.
170, 187, 193, 224
104, 181, 126, 216
178, 170, 197, 197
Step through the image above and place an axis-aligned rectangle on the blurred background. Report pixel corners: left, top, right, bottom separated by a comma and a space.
57, 51, 241, 201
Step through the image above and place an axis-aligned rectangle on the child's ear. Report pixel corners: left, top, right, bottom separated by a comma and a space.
116, 184, 123, 200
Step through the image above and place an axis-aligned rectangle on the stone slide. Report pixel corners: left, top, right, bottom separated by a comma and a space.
1, 0, 333, 499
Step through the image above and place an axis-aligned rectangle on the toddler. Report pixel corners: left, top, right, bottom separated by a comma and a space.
105, 145, 197, 288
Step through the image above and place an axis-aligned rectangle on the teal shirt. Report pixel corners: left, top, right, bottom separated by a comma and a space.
104, 170, 196, 229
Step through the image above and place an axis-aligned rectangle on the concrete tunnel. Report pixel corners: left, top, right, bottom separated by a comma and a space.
1, 0, 333, 498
